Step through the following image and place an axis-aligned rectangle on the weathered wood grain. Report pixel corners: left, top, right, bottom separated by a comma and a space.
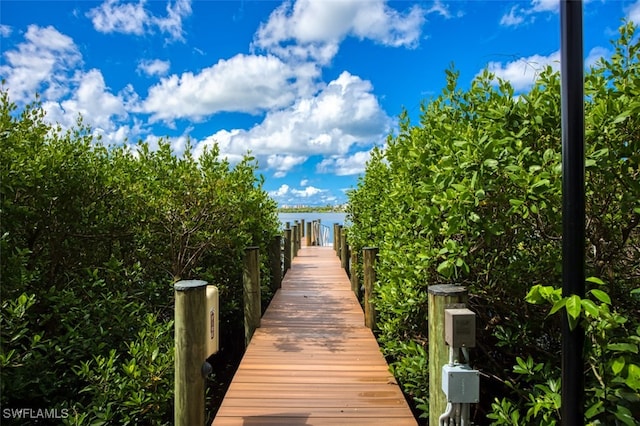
212, 245, 417, 426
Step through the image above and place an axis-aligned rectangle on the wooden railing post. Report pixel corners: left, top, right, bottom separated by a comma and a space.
174, 280, 207, 426
340, 231, 349, 271
306, 222, 312, 246
292, 224, 298, 257
428, 285, 468, 426
283, 229, 292, 275
269, 235, 282, 292
350, 250, 359, 298
336, 225, 342, 258
333, 223, 339, 252
244, 247, 261, 347
300, 219, 305, 238
363, 247, 378, 330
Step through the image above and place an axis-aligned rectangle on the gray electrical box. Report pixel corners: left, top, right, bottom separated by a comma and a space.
445, 308, 476, 348
442, 364, 480, 403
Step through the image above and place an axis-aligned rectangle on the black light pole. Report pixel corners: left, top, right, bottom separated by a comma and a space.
560, 0, 585, 424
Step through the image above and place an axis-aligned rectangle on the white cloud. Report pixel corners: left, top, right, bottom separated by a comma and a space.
586, 46, 609, 69
154, 0, 192, 41
627, 0, 640, 24
300, 179, 309, 186
317, 150, 372, 176
42, 69, 128, 131
0, 25, 12, 37
291, 185, 324, 197
253, 0, 427, 64
531, 0, 559, 13
500, 6, 525, 27
87, 0, 148, 35
485, 51, 560, 91
0, 25, 81, 103
137, 59, 171, 76
192, 71, 391, 177
267, 154, 308, 178
141, 53, 320, 122
87, 0, 191, 42
499, 0, 558, 28
270, 184, 290, 197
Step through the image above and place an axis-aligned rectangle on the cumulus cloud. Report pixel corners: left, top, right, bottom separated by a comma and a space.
137, 59, 171, 76
141, 54, 320, 122
269, 183, 335, 206
317, 150, 373, 176
484, 51, 560, 91
42, 69, 128, 131
252, 0, 427, 64
87, 0, 191, 42
193, 71, 391, 176
0, 25, 81, 103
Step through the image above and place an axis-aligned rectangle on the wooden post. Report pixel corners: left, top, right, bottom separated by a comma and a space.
340, 231, 349, 271
333, 223, 339, 252
174, 280, 207, 426
350, 250, 359, 298
363, 247, 378, 330
428, 285, 468, 426
336, 225, 342, 258
269, 235, 282, 292
283, 229, 292, 275
285, 221, 290, 229
244, 247, 261, 347
301, 219, 305, 238
292, 225, 298, 257
306, 222, 312, 246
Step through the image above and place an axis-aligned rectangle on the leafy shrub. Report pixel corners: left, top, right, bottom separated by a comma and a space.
347, 22, 639, 423
0, 87, 279, 422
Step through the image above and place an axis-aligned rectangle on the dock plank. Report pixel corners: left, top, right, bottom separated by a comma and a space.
212, 245, 417, 426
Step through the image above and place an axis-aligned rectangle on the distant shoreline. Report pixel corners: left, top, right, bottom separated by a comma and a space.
277, 205, 347, 213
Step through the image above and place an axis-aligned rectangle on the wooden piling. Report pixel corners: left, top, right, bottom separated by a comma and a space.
174, 280, 207, 426
340, 231, 349, 271
269, 235, 282, 292
336, 225, 342, 258
363, 247, 378, 330
306, 222, 312, 246
243, 247, 261, 347
283, 229, 292, 275
333, 223, 339, 252
427, 284, 468, 426
292, 225, 299, 257
350, 250, 359, 298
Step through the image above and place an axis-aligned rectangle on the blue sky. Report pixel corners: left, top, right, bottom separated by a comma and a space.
1, 0, 638, 207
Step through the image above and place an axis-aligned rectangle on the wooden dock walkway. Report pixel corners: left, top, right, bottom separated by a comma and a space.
212, 245, 418, 425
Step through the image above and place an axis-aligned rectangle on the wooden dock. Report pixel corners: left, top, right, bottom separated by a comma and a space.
212, 245, 418, 425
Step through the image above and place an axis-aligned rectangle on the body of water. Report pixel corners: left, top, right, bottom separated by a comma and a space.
278, 212, 348, 246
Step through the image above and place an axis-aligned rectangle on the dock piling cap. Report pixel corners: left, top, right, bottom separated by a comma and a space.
174, 280, 208, 291
428, 284, 467, 296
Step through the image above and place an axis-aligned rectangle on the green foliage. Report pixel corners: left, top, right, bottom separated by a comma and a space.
347, 22, 640, 422
0, 87, 280, 422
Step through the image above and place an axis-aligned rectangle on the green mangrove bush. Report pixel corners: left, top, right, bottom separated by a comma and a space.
347, 22, 639, 424
0, 88, 280, 424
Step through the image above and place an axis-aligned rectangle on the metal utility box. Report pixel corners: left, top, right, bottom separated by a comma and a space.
205, 285, 219, 357
442, 364, 480, 403
445, 308, 476, 348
